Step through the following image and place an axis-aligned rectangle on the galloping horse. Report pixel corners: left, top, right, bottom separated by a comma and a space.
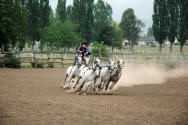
105, 59, 124, 91
76, 58, 101, 95
61, 54, 82, 88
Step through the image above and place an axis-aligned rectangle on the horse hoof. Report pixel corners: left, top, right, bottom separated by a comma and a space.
63, 85, 69, 89
74, 89, 78, 93
77, 92, 81, 95
60, 84, 64, 88
83, 93, 87, 96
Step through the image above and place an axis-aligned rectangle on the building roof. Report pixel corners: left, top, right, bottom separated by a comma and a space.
138, 36, 156, 42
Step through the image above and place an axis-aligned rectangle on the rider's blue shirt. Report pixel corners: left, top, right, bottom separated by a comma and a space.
77, 47, 90, 56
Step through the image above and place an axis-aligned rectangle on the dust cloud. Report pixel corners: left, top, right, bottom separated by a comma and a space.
115, 64, 188, 89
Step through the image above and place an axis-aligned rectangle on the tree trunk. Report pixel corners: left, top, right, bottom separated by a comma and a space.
170, 43, 173, 54
111, 46, 114, 53
131, 45, 134, 55
1, 44, 4, 53
31, 41, 35, 52
159, 43, 162, 54
180, 44, 183, 54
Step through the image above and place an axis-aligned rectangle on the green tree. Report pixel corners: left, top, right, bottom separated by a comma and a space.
98, 22, 124, 52
40, 0, 51, 27
147, 27, 153, 37
167, 0, 178, 54
56, 0, 67, 22
111, 21, 124, 51
99, 25, 113, 46
177, 0, 188, 54
40, 21, 81, 51
93, 0, 112, 42
49, 9, 56, 25
21, 0, 27, 6
72, 0, 94, 42
26, 0, 41, 50
91, 42, 109, 57
0, 0, 29, 52
152, 0, 168, 53
67, 5, 73, 20
26, 0, 51, 51
186, 1, 188, 39
120, 8, 144, 52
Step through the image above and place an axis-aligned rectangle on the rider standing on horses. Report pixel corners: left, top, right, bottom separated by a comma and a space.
75, 42, 90, 65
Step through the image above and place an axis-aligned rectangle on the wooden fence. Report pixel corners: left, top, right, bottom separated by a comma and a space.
0, 52, 75, 68
0, 51, 188, 68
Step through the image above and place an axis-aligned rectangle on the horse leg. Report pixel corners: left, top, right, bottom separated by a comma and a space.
93, 78, 97, 94
83, 81, 92, 96
77, 81, 85, 95
60, 74, 68, 88
73, 77, 80, 89
95, 78, 102, 94
100, 81, 108, 94
64, 74, 73, 88
102, 81, 109, 91
105, 81, 110, 91
109, 81, 117, 90
64, 74, 68, 83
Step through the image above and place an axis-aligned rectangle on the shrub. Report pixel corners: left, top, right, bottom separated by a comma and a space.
91, 42, 109, 58
4, 53, 21, 68
31, 62, 45, 68
49, 63, 54, 68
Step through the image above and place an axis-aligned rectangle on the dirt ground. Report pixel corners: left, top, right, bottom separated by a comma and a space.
0, 68, 187, 125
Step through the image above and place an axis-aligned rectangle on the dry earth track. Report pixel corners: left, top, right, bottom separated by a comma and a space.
0, 68, 187, 125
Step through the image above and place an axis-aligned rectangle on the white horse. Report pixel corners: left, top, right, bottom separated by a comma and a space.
76, 56, 90, 76
95, 59, 115, 93
61, 54, 82, 88
76, 58, 101, 95
105, 59, 124, 91
84, 56, 90, 66
72, 55, 90, 86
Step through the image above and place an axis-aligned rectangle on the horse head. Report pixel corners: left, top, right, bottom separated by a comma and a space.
92, 57, 101, 70
117, 59, 124, 69
77, 54, 82, 65
85, 56, 90, 66
108, 59, 115, 70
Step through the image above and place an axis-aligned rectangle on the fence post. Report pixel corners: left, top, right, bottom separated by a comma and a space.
61, 58, 64, 68
2, 53, 5, 67
48, 57, 50, 68
61, 52, 64, 68
47, 52, 50, 68
33, 53, 36, 68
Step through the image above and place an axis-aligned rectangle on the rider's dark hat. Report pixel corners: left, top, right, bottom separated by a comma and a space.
81, 42, 87, 46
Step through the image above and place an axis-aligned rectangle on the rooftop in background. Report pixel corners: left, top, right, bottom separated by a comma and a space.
138, 36, 155, 42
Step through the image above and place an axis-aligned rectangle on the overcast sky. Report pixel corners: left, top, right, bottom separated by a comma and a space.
49, 0, 154, 34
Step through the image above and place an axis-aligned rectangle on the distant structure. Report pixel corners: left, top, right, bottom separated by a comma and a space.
137, 36, 157, 46
122, 36, 157, 47
122, 36, 183, 47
